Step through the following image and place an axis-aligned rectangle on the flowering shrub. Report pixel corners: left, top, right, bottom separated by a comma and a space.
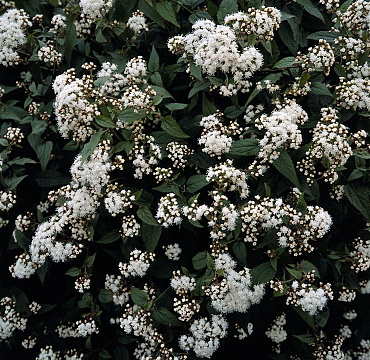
0, 0, 369, 359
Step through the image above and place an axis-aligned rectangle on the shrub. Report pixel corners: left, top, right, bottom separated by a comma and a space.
0, 0, 369, 359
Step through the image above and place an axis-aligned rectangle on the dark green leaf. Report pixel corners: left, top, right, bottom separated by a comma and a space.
152, 307, 182, 326
251, 262, 276, 285
156, 1, 180, 27
148, 46, 159, 72
161, 116, 189, 138
192, 251, 207, 270
142, 223, 162, 252
310, 83, 333, 97
98, 289, 113, 303
295, 0, 324, 22
293, 334, 315, 343
118, 108, 146, 122
232, 242, 247, 265
28, 134, 53, 171
228, 138, 259, 157
130, 287, 149, 307
301, 260, 320, 278
187, 175, 209, 193
65, 267, 81, 277
315, 308, 330, 327
274, 56, 297, 69
344, 183, 370, 220
272, 149, 301, 189
64, 23, 77, 67
137, 206, 158, 226
81, 129, 104, 163
217, 0, 238, 23
97, 229, 121, 244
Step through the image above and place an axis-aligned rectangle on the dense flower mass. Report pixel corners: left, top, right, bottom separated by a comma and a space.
0, 0, 369, 359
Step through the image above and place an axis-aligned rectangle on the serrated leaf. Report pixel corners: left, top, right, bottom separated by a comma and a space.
301, 260, 320, 278
95, 116, 115, 128
344, 183, 370, 220
272, 149, 301, 189
28, 134, 53, 171
295, 0, 324, 22
315, 308, 330, 327
130, 287, 149, 307
161, 116, 189, 138
97, 229, 121, 244
152, 307, 182, 326
232, 242, 247, 265
307, 31, 339, 43
274, 56, 297, 69
310, 83, 333, 97
187, 175, 209, 193
86, 253, 96, 268
137, 206, 158, 226
138, 0, 165, 27
165, 103, 188, 111
217, 0, 238, 23
65, 267, 81, 277
228, 139, 259, 157
118, 108, 146, 122
148, 46, 159, 72
251, 262, 276, 285
286, 267, 302, 280
64, 23, 77, 67
98, 289, 113, 303
156, 1, 180, 27
81, 128, 104, 163
13, 230, 31, 250
99, 349, 112, 359
142, 223, 162, 252
293, 334, 315, 343
192, 251, 207, 270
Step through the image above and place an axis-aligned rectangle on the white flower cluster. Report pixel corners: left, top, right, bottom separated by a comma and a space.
240, 197, 332, 255
166, 142, 194, 169
122, 84, 156, 113
234, 322, 253, 340
183, 192, 239, 241
314, 336, 344, 360
336, 77, 370, 112
128, 134, 162, 179
198, 112, 240, 157
74, 276, 90, 293
4, 126, 24, 146
113, 305, 182, 360
0, 297, 27, 340
340, 0, 370, 37
206, 159, 249, 199
343, 310, 357, 320
164, 243, 182, 261
296, 40, 335, 75
170, 271, 196, 295
168, 17, 264, 95
104, 186, 135, 217
350, 238, 370, 273
38, 45, 62, 66
119, 249, 154, 278
360, 280, 370, 294
298, 107, 352, 184
36, 346, 84, 360
0, 8, 31, 66
120, 215, 141, 238
179, 315, 228, 358
287, 282, 333, 316
156, 193, 182, 228
353, 339, 370, 360
254, 99, 308, 163
57, 318, 99, 338
79, 0, 112, 21
22, 335, 37, 349
205, 253, 265, 313
105, 274, 129, 306
127, 10, 148, 35
265, 313, 287, 345
224, 7, 281, 41
338, 287, 356, 302
51, 14, 67, 34
0, 190, 16, 211
11, 142, 112, 279
70, 141, 111, 195
53, 68, 100, 142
